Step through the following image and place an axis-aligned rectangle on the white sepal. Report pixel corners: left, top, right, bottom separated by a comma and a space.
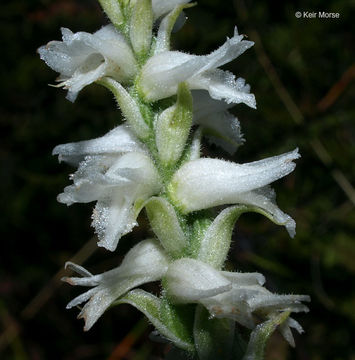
165, 258, 232, 303
169, 148, 300, 213
38, 25, 137, 101
62, 239, 169, 331
52, 124, 145, 165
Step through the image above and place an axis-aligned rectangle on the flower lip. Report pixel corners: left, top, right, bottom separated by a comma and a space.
38, 25, 137, 101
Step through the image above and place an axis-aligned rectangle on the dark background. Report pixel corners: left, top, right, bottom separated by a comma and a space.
1, 0, 354, 359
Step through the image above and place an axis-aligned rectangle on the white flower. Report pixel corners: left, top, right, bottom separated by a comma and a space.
165, 258, 310, 346
169, 149, 300, 237
53, 124, 146, 165
53, 126, 161, 251
192, 90, 244, 154
138, 27, 255, 107
38, 25, 137, 101
63, 239, 169, 330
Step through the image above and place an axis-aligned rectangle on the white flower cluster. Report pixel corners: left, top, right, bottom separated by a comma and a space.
40, 0, 309, 357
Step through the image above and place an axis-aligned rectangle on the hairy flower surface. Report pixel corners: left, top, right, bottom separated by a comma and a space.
139, 27, 255, 107
54, 127, 161, 251
192, 90, 244, 154
169, 149, 299, 236
41, 0, 310, 356
166, 258, 310, 346
63, 239, 169, 330
38, 25, 137, 101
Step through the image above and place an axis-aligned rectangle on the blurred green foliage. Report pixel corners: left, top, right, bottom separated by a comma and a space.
0, 0, 354, 359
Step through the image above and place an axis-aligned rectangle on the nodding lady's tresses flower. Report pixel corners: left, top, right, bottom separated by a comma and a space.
165, 258, 310, 347
38, 25, 137, 102
138, 27, 256, 107
169, 149, 300, 237
63, 239, 169, 331
192, 90, 244, 154
53, 126, 161, 251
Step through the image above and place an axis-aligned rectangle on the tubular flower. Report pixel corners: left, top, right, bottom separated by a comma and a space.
138, 27, 256, 107
53, 127, 161, 251
169, 148, 299, 237
38, 25, 137, 101
165, 258, 310, 347
63, 239, 169, 331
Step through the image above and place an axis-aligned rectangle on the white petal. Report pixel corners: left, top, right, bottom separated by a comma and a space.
92, 194, 138, 251
65, 240, 169, 330
287, 317, 304, 334
165, 258, 232, 303
197, 110, 244, 154
92, 153, 161, 251
192, 89, 233, 119
169, 149, 300, 213
232, 186, 296, 237
189, 70, 256, 107
78, 276, 145, 331
248, 294, 311, 312
202, 27, 253, 70
66, 288, 97, 309
119, 239, 170, 277
279, 317, 304, 348
53, 125, 145, 165
201, 291, 255, 328
64, 262, 93, 277
221, 272, 265, 286
193, 91, 244, 153
57, 155, 130, 205
139, 51, 205, 101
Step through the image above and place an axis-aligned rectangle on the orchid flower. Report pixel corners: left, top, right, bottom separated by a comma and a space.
165, 258, 310, 347
38, 25, 137, 101
54, 127, 161, 251
63, 239, 169, 330
169, 148, 299, 236
138, 27, 256, 107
